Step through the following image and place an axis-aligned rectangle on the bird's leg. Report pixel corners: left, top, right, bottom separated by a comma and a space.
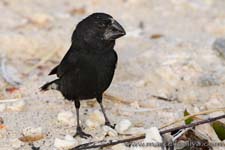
73, 100, 92, 139
97, 95, 115, 128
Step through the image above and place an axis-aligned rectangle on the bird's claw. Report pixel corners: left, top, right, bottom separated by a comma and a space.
74, 127, 92, 139
105, 121, 115, 129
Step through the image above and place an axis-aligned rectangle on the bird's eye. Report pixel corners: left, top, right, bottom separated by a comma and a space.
98, 22, 106, 28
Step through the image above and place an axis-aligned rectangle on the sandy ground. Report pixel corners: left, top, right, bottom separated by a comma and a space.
0, 0, 225, 149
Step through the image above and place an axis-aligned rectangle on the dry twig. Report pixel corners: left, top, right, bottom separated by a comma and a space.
0, 98, 22, 103
160, 107, 225, 129
152, 95, 174, 101
71, 114, 225, 150
104, 93, 154, 108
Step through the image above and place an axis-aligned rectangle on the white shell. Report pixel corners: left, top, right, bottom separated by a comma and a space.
54, 135, 78, 149
115, 119, 132, 134
103, 125, 118, 137
144, 127, 162, 143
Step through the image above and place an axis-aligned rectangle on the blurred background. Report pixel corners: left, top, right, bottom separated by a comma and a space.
0, 0, 225, 149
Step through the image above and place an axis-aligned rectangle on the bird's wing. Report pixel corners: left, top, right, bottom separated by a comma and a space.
56, 49, 79, 78
48, 65, 58, 75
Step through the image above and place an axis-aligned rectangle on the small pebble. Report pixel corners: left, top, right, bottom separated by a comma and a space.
103, 125, 118, 137
115, 119, 132, 134
136, 127, 162, 150
54, 135, 78, 149
144, 127, 162, 143
57, 111, 76, 126
94, 131, 107, 140
64, 135, 77, 143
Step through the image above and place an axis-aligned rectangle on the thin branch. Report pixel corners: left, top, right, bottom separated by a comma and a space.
152, 95, 173, 102
160, 107, 225, 129
72, 136, 145, 150
104, 93, 154, 108
160, 114, 225, 134
0, 98, 21, 103
71, 114, 225, 150
104, 93, 131, 105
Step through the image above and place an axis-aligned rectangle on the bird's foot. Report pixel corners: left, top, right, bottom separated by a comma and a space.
74, 127, 92, 139
105, 121, 115, 129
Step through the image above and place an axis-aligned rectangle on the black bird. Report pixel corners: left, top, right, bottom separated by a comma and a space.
41, 13, 126, 138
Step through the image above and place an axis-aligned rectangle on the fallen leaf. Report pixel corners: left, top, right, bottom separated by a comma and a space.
184, 109, 194, 125
150, 34, 163, 39
211, 121, 225, 141
19, 135, 45, 143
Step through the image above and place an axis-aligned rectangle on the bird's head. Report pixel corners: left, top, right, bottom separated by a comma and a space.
72, 13, 126, 52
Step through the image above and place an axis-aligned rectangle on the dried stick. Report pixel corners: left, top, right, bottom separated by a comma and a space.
160, 114, 225, 134
0, 98, 21, 103
160, 107, 225, 129
104, 93, 154, 108
71, 114, 225, 150
104, 93, 131, 105
152, 95, 173, 101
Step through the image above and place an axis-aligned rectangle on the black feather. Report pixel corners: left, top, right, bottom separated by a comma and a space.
40, 79, 60, 91
48, 65, 58, 75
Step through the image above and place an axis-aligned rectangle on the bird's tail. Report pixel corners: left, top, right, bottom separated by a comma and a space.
40, 79, 60, 91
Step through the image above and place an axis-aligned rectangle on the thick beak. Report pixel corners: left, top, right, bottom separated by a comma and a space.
104, 19, 126, 40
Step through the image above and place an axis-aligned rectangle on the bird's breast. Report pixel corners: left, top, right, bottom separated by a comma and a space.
94, 50, 117, 93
